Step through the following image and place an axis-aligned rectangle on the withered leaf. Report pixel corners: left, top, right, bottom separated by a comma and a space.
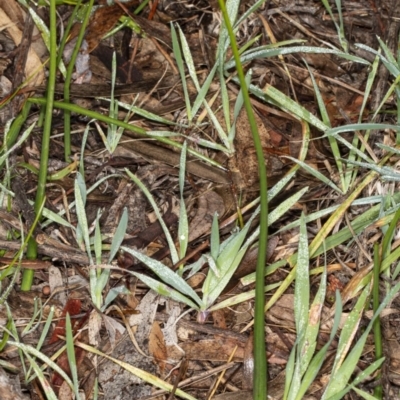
149, 321, 167, 374
188, 190, 225, 242
83, 0, 140, 53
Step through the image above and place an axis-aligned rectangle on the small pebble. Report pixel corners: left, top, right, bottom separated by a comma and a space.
42, 286, 51, 296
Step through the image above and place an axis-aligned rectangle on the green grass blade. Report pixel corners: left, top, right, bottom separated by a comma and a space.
171, 23, 192, 121
1, 101, 31, 154
65, 313, 80, 399
208, 282, 281, 312
327, 358, 385, 400
192, 63, 218, 117
74, 173, 93, 264
29, 97, 224, 169
210, 213, 220, 260
108, 207, 128, 263
64, 0, 94, 160
295, 287, 340, 400
243, 187, 309, 249
94, 211, 102, 266
178, 26, 200, 91
8, 340, 74, 389
0, 122, 36, 167
287, 214, 310, 398
304, 60, 346, 191
321, 284, 371, 398
335, 0, 348, 52
326, 122, 400, 137
248, 82, 329, 132
356, 42, 400, 76
121, 246, 203, 306
216, 0, 240, 61
284, 341, 298, 400
130, 271, 200, 310
107, 98, 183, 126
372, 244, 383, 398
22, 0, 59, 291
103, 285, 131, 311
125, 169, 179, 264
23, 2, 66, 77
202, 206, 261, 309
297, 219, 325, 380
217, 6, 269, 397
178, 142, 189, 261
225, 46, 369, 70
25, 353, 58, 400
284, 157, 343, 194
294, 213, 310, 344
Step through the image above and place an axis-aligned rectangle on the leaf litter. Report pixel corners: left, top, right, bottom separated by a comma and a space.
1, 0, 400, 399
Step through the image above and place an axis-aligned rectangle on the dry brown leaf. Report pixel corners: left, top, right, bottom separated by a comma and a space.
129, 290, 159, 345
228, 108, 287, 189
267, 294, 295, 328
76, 0, 140, 54
0, 367, 28, 400
149, 321, 167, 374
103, 314, 126, 349
212, 391, 253, 400
186, 272, 205, 288
188, 190, 225, 242
58, 381, 73, 400
0, 5, 44, 86
212, 309, 227, 329
180, 339, 244, 361
48, 265, 66, 306
242, 332, 253, 391
88, 310, 102, 347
